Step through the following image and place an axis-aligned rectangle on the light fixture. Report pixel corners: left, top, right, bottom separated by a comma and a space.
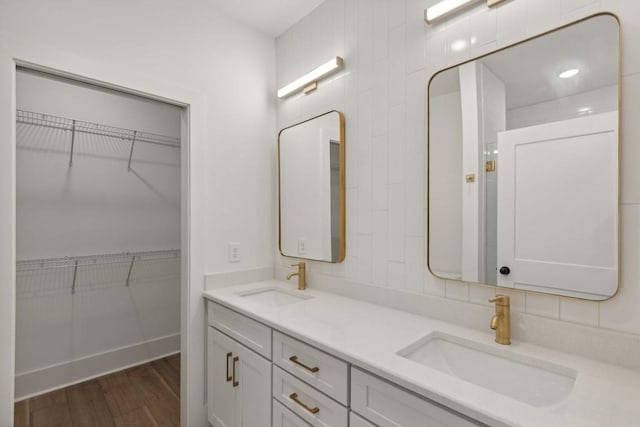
425, 0, 479, 23
424, 0, 506, 24
559, 68, 580, 79
578, 107, 593, 114
277, 57, 344, 99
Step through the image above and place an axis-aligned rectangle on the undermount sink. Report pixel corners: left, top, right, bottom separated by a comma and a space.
397, 332, 577, 407
237, 287, 313, 307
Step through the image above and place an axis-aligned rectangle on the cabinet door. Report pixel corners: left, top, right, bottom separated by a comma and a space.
208, 328, 238, 427
349, 412, 376, 427
236, 337, 272, 427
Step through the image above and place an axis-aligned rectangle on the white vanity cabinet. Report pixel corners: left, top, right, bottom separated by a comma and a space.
273, 331, 349, 405
272, 331, 349, 426
351, 368, 480, 427
206, 300, 483, 427
273, 366, 348, 426
207, 304, 272, 427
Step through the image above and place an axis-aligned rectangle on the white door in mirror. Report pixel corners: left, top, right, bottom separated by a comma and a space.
497, 112, 618, 300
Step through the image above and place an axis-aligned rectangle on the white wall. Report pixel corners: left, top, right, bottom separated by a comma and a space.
507, 84, 618, 129
428, 91, 462, 278
275, 0, 640, 361
0, 0, 276, 425
477, 64, 505, 285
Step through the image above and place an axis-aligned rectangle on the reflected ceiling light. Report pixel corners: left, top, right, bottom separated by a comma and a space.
424, 0, 505, 24
451, 39, 468, 52
578, 107, 593, 114
277, 56, 344, 99
559, 68, 580, 78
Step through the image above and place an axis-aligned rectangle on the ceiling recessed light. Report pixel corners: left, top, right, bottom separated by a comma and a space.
559, 68, 580, 79
578, 107, 593, 114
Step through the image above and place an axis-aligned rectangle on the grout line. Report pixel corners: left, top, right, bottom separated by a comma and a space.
143, 405, 160, 427
151, 363, 180, 401
65, 387, 73, 427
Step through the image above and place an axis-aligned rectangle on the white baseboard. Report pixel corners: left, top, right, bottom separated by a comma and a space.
15, 333, 180, 400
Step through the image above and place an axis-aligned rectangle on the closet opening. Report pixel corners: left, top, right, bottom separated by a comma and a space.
13, 67, 184, 426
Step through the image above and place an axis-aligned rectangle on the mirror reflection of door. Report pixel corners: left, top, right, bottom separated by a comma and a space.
496, 112, 618, 299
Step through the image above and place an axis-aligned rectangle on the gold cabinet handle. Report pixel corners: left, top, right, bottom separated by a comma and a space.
289, 356, 319, 373
289, 393, 319, 414
232, 356, 239, 387
226, 352, 232, 382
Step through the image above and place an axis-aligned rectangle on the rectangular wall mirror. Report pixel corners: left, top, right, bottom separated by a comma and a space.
279, 111, 345, 262
428, 13, 620, 300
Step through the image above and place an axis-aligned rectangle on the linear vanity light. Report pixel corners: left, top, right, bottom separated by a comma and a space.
425, 0, 506, 24
277, 56, 344, 98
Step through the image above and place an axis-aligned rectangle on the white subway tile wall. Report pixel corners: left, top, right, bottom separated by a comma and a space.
276, 0, 640, 337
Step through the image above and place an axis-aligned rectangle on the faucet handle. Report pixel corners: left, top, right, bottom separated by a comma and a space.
489, 295, 510, 305
291, 262, 305, 268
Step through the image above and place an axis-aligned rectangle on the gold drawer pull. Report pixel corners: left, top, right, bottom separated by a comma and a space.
289, 392, 320, 414
289, 356, 319, 373
226, 352, 232, 382
232, 356, 239, 387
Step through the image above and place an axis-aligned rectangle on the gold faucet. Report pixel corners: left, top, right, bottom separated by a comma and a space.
489, 295, 511, 345
287, 262, 306, 290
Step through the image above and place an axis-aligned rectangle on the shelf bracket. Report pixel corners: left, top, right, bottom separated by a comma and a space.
69, 120, 76, 167
127, 131, 137, 171
125, 255, 136, 287
71, 260, 79, 294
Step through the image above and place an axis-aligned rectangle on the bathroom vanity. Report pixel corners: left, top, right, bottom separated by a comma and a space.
204, 280, 640, 427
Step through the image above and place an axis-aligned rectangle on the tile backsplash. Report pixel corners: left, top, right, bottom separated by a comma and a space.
276, 0, 640, 339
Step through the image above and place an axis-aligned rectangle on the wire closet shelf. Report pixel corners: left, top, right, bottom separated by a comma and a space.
16, 109, 180, 169
16, 249, 181, 298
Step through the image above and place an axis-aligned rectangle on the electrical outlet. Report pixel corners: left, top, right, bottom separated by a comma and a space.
298, 238, 307, 255
228, 242, 241, 263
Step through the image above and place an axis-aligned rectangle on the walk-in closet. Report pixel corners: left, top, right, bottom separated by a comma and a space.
14, 69, 181, 425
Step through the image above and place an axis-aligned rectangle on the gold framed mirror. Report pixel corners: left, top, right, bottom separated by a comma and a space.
427, 13, 620, 300
278, 111, 345, 262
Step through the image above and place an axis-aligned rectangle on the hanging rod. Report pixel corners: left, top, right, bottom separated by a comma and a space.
16, 249, 181, 273
16, 249, 181, 298
16, 109, 181, 148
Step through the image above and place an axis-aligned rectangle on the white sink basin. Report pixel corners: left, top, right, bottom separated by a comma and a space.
237, 287, 313, 307
398, 332, 577, 407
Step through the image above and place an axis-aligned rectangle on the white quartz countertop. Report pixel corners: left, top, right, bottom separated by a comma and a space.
203, 280, 640, 427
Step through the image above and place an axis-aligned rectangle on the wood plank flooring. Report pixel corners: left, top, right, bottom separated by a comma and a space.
14, 353, 180, 427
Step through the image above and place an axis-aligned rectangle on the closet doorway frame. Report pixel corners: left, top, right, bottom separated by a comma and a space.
0, 58, 204, 426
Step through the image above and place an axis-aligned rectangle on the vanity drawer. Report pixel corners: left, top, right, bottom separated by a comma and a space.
351, 368, 481, 427
208, 302, 272, 359
273, 366, 348, 427
349, 412, 375, 427
273, 398, 312, 427
273, 331, 349, 405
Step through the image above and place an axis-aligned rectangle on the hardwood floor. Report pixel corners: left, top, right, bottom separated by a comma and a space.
14, 353, 180, 427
